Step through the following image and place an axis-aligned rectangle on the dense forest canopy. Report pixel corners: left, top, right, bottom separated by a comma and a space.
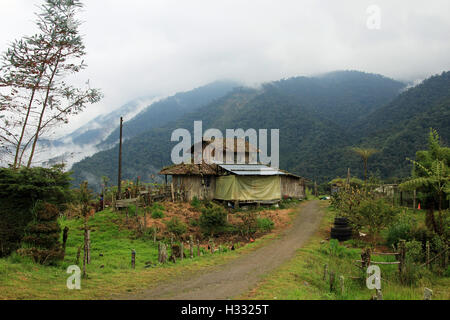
71, 70, 450, 191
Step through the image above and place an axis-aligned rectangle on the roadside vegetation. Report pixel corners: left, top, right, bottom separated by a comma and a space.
242, 129, 449, 300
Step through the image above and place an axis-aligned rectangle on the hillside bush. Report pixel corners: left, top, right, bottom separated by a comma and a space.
386, 213, 417, 248
199, 202, 228, 236
150, 202, 165, 219
17, 202, 64, 265
0, 166, 71, 257
165, 217, 187, 238
257, 217, 274, 233
190, 196, 202, 210
237, 211, 258, 236
151, 210, 164, 219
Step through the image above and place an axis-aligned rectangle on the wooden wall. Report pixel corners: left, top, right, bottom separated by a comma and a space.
280, 176, 306, 199
172, 175, 216, 201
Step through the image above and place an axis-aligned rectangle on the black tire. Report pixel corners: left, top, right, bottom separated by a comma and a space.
331, 226, 352, 233
334, 217, 349, 224
331, 233, 352, 241
331, 229, 352, 240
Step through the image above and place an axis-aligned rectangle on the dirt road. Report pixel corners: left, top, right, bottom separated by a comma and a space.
121, 200, 324, 300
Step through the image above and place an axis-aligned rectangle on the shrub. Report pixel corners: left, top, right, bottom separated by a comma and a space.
257, 218, 274, 233
386, 213, 417, 248
237, 211, 258, 236
0, 166, 72, 257
190, 197, 202, 210
18, 202, 64, 265
165, 217, 187, 238
405, 240, 424, 263
152, 202, 165, 211
355, 198, 399, 242
151, 210, 164, 219
199, 203, 228, 236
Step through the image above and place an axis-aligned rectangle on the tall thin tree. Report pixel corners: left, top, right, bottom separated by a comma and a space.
0, 0, 102, 168
351, 147, 379, 183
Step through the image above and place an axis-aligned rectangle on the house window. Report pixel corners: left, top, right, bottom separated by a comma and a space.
204, 176, 211, 187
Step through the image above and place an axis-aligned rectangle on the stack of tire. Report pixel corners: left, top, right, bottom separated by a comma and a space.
330, 217, 352, 241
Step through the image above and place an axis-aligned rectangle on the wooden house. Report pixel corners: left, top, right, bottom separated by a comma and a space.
159, 138, 306, 203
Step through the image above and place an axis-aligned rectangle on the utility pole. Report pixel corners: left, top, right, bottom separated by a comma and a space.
117, 117, 123, 200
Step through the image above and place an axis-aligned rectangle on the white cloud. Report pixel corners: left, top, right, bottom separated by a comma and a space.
1, 0, 449, 134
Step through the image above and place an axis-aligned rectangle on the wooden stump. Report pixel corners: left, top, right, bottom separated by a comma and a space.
423, 287, 433, 300
158, 242, 168, 264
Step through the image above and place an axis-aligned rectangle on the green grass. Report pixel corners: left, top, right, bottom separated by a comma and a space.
240, 203, 450, 300
0, 209, 283, 300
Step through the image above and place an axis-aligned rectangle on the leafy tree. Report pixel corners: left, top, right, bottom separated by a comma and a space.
0, 0, 102, 168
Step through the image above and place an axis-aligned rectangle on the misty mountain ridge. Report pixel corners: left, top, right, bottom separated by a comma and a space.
40, 80, 241, 168
68, 69, 450, 191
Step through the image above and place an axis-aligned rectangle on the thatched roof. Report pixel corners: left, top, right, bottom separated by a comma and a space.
159, 163, 218, 175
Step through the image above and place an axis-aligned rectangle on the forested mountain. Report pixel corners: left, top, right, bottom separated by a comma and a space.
98, 80, 240, 148
353, 71, 450, 179
71, 70, 428, 190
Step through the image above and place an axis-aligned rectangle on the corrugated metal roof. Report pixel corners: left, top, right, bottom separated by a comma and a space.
219, 164, 286, 176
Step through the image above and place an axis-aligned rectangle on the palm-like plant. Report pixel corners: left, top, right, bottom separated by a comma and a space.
400, 158, 449, 234
400, 158, 449, 211
351, 148, 379, 183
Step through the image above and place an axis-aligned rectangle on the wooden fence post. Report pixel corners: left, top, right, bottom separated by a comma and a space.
86, 230, 91, 264
62, 227, 69, 255
376, 289, 383, 300
443, 243, 448, 269
329, 271, 335, 292
171, 183, 175, 202
180, 242, 184, 261
197, 240, 201, 257
361, 248, 371, 269
153, 227, 157, 243
323, 264, 328, 281
189, 235, 194, 258
76, 245, 81, 265
426, 241, 431, 270
339, 275, 345, 295
158, 242, 167, 264
131, 249, 136, 269
398, 240, 406, 281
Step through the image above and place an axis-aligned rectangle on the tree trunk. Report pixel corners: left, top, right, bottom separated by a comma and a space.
27, 55, 61, 168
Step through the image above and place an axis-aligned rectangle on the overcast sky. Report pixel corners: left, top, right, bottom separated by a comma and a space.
1, 0, 449, 134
